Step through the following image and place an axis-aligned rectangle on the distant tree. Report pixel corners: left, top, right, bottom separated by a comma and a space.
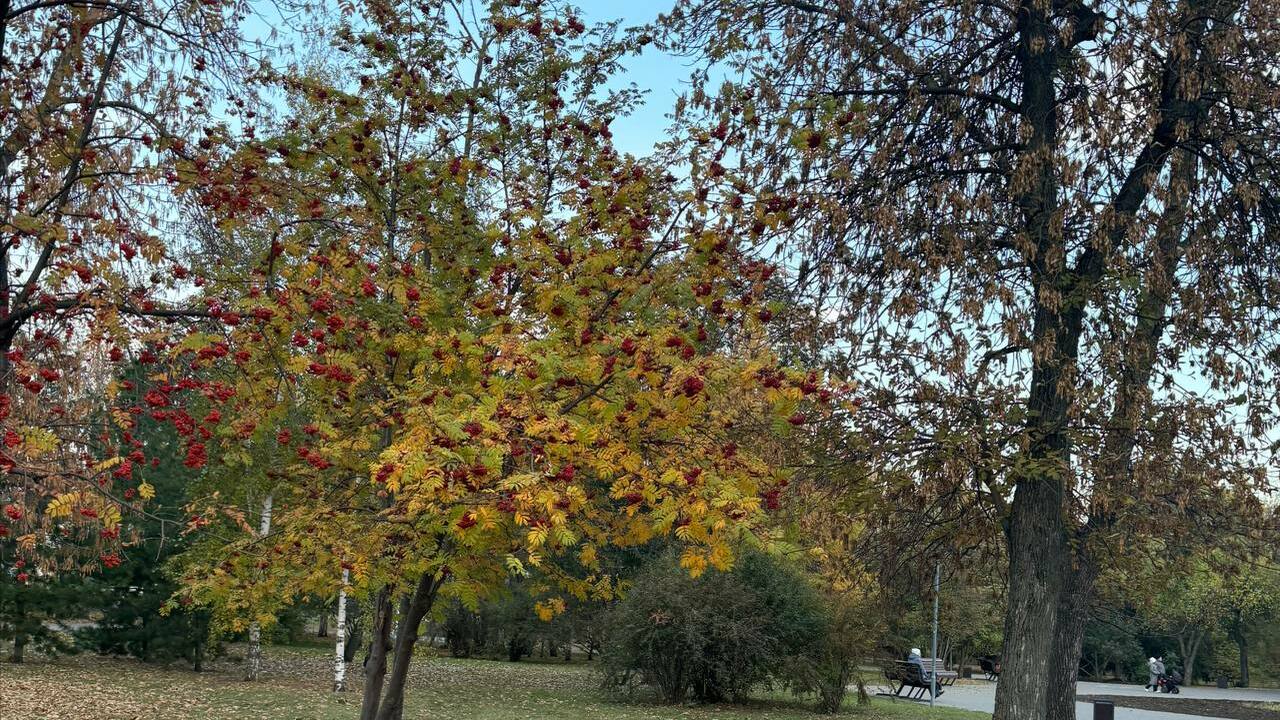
1154, 560, 1228, 684
1219, 560, 1280, 687
0, 557, 81, 662
75, 363, 214, 670
79, 552, 214, 670
1081, 618, 1144, 681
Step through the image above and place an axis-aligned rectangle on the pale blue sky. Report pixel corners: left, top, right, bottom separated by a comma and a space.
576, 1, 686, 157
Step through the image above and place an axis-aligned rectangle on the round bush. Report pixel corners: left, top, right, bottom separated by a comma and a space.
600, 550, 825, 703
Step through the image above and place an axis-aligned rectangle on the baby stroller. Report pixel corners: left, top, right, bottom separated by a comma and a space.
1156, 670, 1183, 694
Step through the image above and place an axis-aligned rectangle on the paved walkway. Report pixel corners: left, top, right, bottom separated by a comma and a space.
876, 679, 1280, 719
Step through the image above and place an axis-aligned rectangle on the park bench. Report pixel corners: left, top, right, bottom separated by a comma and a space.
880, 659, 958, 700
918, 658, 958, 686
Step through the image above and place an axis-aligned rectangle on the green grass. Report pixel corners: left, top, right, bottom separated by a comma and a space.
0, 644, 990, 720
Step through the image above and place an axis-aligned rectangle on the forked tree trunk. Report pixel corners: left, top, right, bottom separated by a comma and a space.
1179, 631, 1205, 686
359, 588, 394, 720
371, 572, 439, 720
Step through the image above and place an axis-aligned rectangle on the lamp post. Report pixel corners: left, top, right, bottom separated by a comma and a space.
930, 562, 940, 707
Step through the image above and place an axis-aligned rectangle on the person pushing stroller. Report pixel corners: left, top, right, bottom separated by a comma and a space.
1145, 657, 1163, 691
1144, 656, 1182, 693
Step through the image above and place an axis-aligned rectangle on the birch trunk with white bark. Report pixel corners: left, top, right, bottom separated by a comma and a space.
334, 568, 350, 692
245, 493, 273, 681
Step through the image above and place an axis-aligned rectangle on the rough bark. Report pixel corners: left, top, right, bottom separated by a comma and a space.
1044, 564, 1095, 720
359, 587, 394, 720
993, 4, 1069, 718
994, 475, 1066, 720
372, 572, 439, 720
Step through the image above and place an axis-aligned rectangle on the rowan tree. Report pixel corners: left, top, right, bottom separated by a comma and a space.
164, 3, 842, 718
0, 0, 253, 577
661, 2, 1280, 719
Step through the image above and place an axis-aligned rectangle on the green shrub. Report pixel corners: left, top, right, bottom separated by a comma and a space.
600, 550, 825, 704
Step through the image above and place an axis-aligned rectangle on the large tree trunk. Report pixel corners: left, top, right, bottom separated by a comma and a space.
11, 632, 25, 663
1044, 564, 1096, 720
372, 572, 439, 720
993, 3, 1075, 715
359, 587, 394, 720
993, 473, 1065, 720
245, 493, 274, 681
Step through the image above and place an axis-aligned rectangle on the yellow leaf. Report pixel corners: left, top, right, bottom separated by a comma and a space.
93, 456, 123, 473
101, 506, 122, 530
680, 549, 709, 578
20, 427, 59, 455
138, 482, 156, 501
534, 597, 566, 622
47, 493, 80, 518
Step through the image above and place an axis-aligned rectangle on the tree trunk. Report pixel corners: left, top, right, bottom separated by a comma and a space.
345, 601, 363, 665
245, 493, 274, 681
1179, 632, 1204, 686
1237, 630, 1249, 688
993, 474, 1065, 720
371, 572, 439, 720
1045, 565, 1094, 720
994, 3, 1072, 716
1230, 611, 1250, 688
319, 611, 329, 638
9, 591, 26, 663
334, 568, 349, 692
359, 587, 394, 720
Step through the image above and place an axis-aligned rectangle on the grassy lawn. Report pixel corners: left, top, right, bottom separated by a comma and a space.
0, 644, 990, 720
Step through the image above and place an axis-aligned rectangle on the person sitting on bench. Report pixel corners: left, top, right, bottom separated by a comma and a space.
906, 648, 944, 698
